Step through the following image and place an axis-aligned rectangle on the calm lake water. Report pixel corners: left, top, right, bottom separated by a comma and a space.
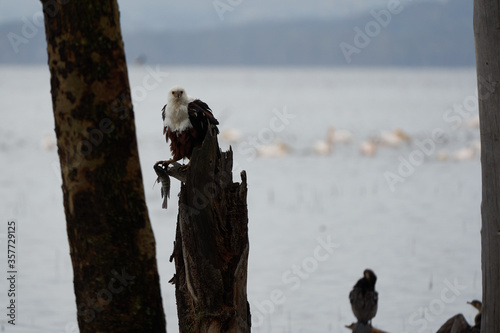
0, 65, 481, 332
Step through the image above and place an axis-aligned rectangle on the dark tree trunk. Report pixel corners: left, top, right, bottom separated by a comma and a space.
474, 1, 500, 332
169, 126, 251, 332
41, 1, 166, 331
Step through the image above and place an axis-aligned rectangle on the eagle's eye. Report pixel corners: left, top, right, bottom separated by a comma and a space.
171, 91, 175, 95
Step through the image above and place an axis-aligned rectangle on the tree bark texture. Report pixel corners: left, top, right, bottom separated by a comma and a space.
41, 1, 166, 331
474, 1, 500, 332
170, 126, 251, 333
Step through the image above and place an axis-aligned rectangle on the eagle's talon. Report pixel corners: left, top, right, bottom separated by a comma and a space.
154, 160, 173, 169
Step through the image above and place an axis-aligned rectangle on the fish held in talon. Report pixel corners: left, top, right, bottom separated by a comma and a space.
154, 163, 171, 210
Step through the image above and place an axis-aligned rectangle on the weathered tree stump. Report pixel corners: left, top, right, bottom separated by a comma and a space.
169, 125, 251, 333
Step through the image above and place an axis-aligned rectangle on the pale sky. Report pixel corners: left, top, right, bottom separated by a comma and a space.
0, 0, 439, 31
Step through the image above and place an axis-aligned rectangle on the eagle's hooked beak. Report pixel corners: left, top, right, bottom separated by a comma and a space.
176, 91, 181, 98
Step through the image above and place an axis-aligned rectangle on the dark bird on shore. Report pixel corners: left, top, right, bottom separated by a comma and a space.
349, 269, 378, 325
435, 300, 482, 333
155, 86, 219, 167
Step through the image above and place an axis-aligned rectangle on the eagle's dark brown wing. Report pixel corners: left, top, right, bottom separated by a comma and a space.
161, 104, 168, 138
187, 99, 219, 136
163, 99, 219, 161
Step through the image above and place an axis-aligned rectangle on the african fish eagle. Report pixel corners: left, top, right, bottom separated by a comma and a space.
157, 86, 219, 165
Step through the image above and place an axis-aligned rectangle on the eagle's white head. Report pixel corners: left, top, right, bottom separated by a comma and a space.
164, 85, 192, 132
168, 86, 189, 106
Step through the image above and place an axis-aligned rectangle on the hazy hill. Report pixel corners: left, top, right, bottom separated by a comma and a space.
0, 0, 474, 67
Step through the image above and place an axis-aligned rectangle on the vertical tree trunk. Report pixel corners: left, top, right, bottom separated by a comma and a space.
170, 126, 251, 332
474, 1, 500, 332
41, 1, 166, 331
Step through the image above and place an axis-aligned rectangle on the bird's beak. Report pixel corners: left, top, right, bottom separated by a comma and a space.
176, 91, 180, 98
